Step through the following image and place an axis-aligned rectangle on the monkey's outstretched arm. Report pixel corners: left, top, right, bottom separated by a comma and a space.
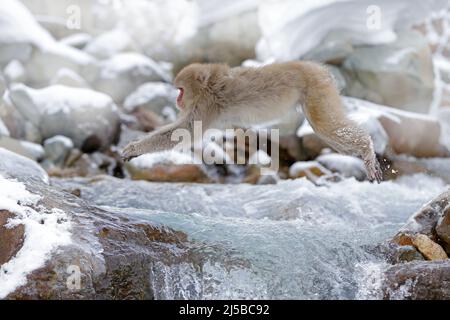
122, 113, 194, 161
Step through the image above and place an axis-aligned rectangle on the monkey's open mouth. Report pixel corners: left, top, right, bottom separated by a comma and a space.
177, 87, 184, 107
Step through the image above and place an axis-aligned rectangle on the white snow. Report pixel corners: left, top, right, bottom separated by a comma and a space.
256, 0, 448, 61
10, 84, 115, 119
0, 0, 54, 47
130, 150, 196, 169
0, 118, 10, 136
84, 28, 134, 59
98, 53, 170, 82
0, 174, 71, 298
123, 82, 177, 113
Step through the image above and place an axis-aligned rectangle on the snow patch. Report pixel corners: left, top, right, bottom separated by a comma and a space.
130, 150, 195, 169
0, 174, 71, 298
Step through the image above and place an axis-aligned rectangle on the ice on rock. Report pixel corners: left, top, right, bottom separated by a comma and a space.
83, 53, 172, 103
9, 84, 120, 151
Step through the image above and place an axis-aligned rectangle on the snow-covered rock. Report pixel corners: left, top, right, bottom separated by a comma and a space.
0, 0, 54, 66
43, 135, 74, 166
256, 0, 448, 61
84, 28, 136, 59
343, 31, 434, 113
3, 60, 26, 84
0, 118, 9, 136
344, 97, 449, 158
289, 160, 332, 182
0, 0, 95, 86
59, 33, 93, 50
50, 68, 89, 88
0, 92, 42, 143
0, 136, 44, 161
83, 53, 172, 103
123, 82, 178, 115
9, 84, 120, 151
24, 42, 95, 87
297, 97, 448, 158
317, 153, 367, 181
437, 108, 450, 151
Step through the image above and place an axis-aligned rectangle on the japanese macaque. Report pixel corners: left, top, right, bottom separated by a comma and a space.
122, 61, 383, 183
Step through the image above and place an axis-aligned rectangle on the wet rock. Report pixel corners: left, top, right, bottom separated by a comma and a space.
0, 210, 25, 265
0, 150, 249, 300
436, 205, 450, 252
343, 31, 434, 113
83, 53, 172, 103
43, 135, 74, 166
382, 260, 450, 299
0, 147, 49, 184
0, 136, 44, 161
9, 84, 120, 151
398, 189, 450, 237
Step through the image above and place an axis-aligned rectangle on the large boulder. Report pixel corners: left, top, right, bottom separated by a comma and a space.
342, 31, 434, 113
9, 84, 120, 151
0, 149, 240, 300
83, 53, 172, 103
344, 97, 449, 158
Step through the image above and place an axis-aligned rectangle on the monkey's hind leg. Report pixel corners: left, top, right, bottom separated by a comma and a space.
320, 123, 383, 183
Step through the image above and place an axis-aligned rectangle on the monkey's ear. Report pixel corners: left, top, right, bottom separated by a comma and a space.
195, 69, 210, 86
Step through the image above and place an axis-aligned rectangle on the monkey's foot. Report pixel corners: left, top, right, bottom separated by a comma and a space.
365, 157, 383, 184
121, 141, 142, 162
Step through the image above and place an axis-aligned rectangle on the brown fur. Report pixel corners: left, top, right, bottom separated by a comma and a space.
123, 61, 382, 183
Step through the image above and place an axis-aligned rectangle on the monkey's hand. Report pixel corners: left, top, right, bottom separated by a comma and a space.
364, 156, 383, 184
121, 141, 143, 162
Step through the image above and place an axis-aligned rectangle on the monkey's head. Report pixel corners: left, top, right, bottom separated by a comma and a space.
173, 63, 229, 111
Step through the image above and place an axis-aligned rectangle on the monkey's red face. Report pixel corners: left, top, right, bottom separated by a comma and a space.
176, 87, 185, 109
